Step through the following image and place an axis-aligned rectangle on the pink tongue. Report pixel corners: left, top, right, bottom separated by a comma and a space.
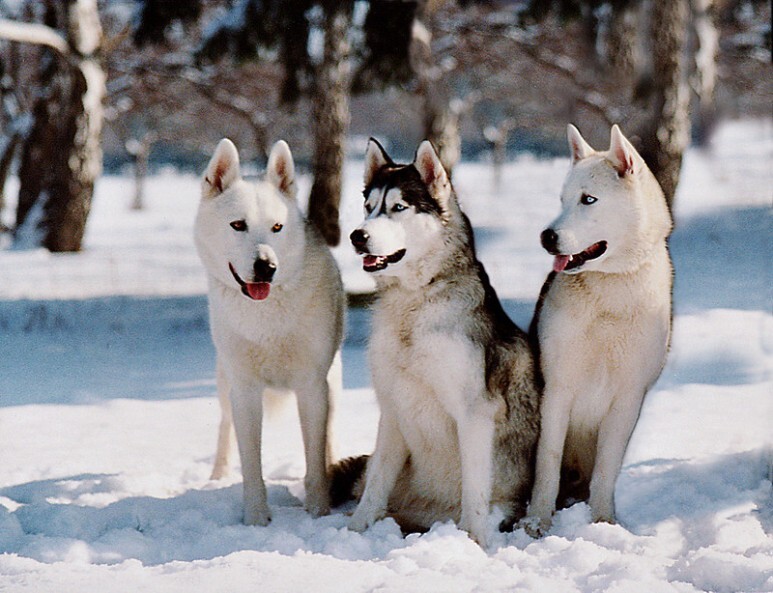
245, 282, 271, 300
363, 255, 381, 267
553, 255, 570, 273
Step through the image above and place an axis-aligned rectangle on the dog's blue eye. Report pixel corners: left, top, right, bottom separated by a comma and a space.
392, 203, 407, 213
580, 194, 598, 205
230, 220, 248, 232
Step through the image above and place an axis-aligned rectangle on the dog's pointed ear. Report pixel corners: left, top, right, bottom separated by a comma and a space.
364, 138, 391, 187
414, 139, 449, 193
203, 138, 240, 198
607, 124, 638, 177
567, 124, 594, 164
267, 140, 297, 198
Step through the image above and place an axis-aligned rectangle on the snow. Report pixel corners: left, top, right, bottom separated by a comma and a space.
1, 118, 771, 592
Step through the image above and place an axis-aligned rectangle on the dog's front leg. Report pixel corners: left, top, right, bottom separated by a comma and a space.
349, 412, 408, 532
295, 376, 331, 518
230, 380, 271, 526
457, 399, 499, 548
589, 389, 644, 523
211, 359, 234, 480
527, 384, 573, 534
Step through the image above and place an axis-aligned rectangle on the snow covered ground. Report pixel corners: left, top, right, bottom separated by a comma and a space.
0, 119, 771, 592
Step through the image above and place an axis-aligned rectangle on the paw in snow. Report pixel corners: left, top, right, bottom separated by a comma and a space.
589, 492, 616, 525
459, 514, 490, 548
590, 509, 616, 525
243, 505, 271, 527
304, 489, 331, 518
520, 515, 550, 538
348, 508, 382, 533
209, 464, 229, 481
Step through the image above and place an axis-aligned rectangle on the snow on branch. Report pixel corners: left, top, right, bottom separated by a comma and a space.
0, 18, 69, 56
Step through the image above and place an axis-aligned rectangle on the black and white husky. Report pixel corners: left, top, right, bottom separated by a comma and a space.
336, 139, 541, 547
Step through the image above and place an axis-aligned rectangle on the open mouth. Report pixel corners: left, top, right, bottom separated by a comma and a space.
360, 249, 406, 273
229, 263, 271, 300
552, 241, 607, 273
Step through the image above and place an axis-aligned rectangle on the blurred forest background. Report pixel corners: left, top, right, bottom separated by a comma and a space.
0, 0, 769, 252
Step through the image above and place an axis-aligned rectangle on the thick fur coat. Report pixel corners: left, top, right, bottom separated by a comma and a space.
195, 139, 344, 525
527, 125, 673, 534
340, 139, 541, 547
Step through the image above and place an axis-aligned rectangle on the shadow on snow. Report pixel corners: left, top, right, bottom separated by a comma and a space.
1, 447, 769, 566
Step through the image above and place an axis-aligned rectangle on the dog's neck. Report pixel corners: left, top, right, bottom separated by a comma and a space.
557, 245, 672, 314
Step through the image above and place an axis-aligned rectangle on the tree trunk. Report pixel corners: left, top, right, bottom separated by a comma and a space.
639, 0, 691, 208
307, 1, 352, 248
423, 94, 461, 175
127, 132, 155, 211
484, 118, 514, 190
0, 131, 21, 230
10, 0, 104, 252
689, 0, 718, 145
411, 18, 460, 175
15, 48, 59, 243
606, 2, 639, 80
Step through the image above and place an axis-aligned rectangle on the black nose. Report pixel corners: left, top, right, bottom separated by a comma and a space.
253, 258, 276, 282
350, 228, 369, 251
540, 228, 559, 254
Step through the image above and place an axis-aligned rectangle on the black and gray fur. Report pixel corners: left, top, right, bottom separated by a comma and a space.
332, 139, 541, 540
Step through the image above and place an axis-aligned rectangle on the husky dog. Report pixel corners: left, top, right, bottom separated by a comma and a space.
339, 139, 540, 547
526, 124, 673, 534
195, 139, 344, 525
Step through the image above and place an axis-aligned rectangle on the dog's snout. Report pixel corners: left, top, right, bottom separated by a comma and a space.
540, 228, 559, 254
253, 258, 276, 282
350, 228, 369, 251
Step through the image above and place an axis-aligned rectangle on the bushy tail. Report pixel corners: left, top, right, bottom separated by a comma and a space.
329, 454, 369, 508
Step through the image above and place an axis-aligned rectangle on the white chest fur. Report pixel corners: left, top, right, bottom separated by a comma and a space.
368, 289, 487, 491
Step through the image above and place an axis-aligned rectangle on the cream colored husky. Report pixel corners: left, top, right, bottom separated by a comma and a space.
527, 124, 673, 534
195, 139, 344, 526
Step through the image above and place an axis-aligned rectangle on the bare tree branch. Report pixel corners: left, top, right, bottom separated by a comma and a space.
510, 40, 618, 125
0, 18, 69, 56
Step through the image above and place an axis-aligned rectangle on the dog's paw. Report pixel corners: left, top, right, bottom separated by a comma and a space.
243, 505, 272, 527
591, 510, 616, 525
459, 515, 490, 549
348, 509, 380, 533
209, 465, 229, 481
303, 479, 330, 517
589, 496, 616, 525
305, 492, 331, 518
467, 527, 490, 549
520, 515, 549, 538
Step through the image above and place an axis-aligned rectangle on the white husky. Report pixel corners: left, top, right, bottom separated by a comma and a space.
195, 139, 344, 525
526, 124, 673, 534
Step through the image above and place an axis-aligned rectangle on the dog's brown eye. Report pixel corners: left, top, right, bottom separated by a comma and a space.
230, 220, 247, 232
271, 222, 283, 233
